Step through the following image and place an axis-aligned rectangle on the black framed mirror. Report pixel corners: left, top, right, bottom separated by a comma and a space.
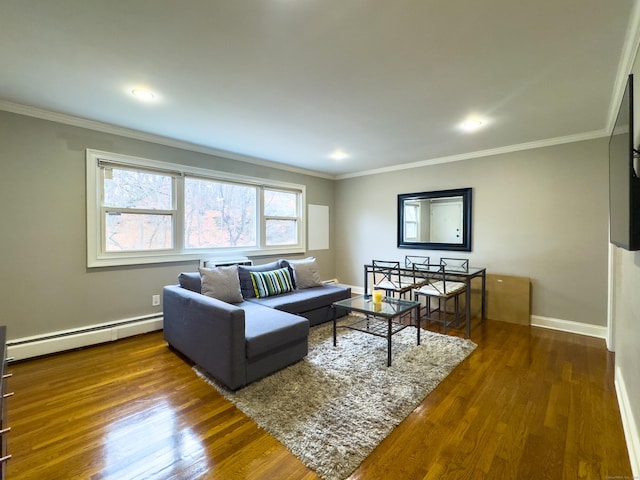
397, 187, 472, 251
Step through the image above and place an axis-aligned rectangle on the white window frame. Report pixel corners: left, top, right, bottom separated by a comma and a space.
404, 202, 420, 240
87, 149, 306, 267
262, 187, 302, 247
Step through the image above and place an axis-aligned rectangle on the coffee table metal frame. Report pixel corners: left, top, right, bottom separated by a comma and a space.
332, 294, 421, 366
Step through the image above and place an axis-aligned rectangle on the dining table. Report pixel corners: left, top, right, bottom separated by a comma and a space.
363, 263, 486, 338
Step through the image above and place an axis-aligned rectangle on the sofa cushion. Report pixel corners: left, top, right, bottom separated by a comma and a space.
178, 272, 202, 293
250, 267, 294, 298
247, 284, 351, 314
199, 266, 244, 304
238, 261, 284, 298
284, 257, 323, 289
242, 302, 309, 359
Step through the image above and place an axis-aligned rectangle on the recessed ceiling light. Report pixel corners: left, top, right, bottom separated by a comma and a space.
459, 116, 487, 132
329, 149, 349, 160
131, 88, 155, 101
462, 120, 482, 130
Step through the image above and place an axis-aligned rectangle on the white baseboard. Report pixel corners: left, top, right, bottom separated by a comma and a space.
615, 366, 640, 478
7, 315, 163, 361
350, 290, 609, 340
530, 315, 608, 340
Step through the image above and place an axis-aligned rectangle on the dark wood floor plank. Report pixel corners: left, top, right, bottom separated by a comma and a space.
4, 319, 633, 479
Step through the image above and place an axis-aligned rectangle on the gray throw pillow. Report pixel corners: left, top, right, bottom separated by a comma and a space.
199, 266, 244, 304
178, 272, 202, 293
287, 257, 323, 289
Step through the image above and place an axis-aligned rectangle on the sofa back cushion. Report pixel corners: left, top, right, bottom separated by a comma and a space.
238, 261, 283, 298
199, 266, 244, 304
283, 257, 323, 289
178, 272, 202, 293
250, 267, 294, 298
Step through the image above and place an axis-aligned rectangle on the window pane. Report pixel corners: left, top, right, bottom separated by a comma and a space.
104, 168, 173, 210
405, 223, 417, 239
405, 205, 418, 222
105, 213, 173, 251
184, 178, 257, 248
264, 190, 297, 217
266, 219, 297, 245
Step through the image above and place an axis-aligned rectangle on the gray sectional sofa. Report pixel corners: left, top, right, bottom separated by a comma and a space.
163, 259, 351, 390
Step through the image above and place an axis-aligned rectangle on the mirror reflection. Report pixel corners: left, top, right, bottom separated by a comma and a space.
398, 188, 472, 251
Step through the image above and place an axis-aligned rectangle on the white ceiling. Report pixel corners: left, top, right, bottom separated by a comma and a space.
0, 0, 638, 178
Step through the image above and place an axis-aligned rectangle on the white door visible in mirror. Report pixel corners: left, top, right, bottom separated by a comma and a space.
430, 197, 463, 243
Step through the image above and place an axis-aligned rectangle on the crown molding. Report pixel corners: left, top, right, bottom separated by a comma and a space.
0, 100, 335, 180
606, 0, 640, 134
335, 129, 608, 180
0, 99, 612, 182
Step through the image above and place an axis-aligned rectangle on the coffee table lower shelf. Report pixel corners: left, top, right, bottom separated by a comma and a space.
332, 295, 421, 367
340, 315, 409, 338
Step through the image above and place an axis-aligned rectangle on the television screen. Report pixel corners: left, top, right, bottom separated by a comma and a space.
609, 74, 640, 251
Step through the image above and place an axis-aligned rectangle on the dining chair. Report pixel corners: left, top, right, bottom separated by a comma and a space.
403, 256, 430, 288
404, 255, 430, 268
440, 257, 469, 272
412, 263, 466, 333
372, 260, 418, 299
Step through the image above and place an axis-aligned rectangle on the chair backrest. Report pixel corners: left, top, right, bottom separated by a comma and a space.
372, 260, 411, 289
405, 255, 430, 268
440, 257, 469, 272
412, 263, 447, 295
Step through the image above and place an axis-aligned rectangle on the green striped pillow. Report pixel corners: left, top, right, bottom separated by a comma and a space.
250, 267, 294, 298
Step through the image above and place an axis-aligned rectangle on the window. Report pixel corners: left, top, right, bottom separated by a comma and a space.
103, 166, 176, 252
87, 150, 305, 267
264, 189, 299, 246
404, 203, 419, 240
184, 177, 257, 249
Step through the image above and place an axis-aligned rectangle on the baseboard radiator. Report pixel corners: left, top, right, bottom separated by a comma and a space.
6, 314, 163, 362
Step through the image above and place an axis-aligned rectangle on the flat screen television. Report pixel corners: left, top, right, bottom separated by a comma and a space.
609, 73, 640, 251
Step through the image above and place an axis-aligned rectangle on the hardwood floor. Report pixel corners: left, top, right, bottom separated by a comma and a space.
5, 319, 633, 480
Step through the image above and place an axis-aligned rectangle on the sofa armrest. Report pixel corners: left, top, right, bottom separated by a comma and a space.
163, 285, 247, 390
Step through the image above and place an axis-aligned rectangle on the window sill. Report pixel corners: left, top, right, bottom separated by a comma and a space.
88, 246, 306, 268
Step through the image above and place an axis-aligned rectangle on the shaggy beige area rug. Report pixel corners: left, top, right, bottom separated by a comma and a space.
194, 316, 476, 480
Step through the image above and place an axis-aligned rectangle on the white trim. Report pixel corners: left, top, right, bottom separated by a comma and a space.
86, 149, 306, 268
607, 243, 617, 351
0, 100, 614, 182
335, 130, 607, 180
530, 315, 608, 339
347, 287, 610, 340
7, 315, 164, 361
615, 366, 640, 478
0, 100, 334, 180
606, 0, 640, 134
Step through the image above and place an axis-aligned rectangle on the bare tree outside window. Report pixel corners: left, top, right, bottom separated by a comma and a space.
264, 189, 298, 246
184, 178, 257, 248
88, 150, 305, 267
103, 168, 174, 251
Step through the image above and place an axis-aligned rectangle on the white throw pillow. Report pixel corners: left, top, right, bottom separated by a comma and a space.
288, 257, 322, 289
199, 265, 244, 304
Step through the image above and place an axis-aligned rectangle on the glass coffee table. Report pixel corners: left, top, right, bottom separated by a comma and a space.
332, 295, 421, 366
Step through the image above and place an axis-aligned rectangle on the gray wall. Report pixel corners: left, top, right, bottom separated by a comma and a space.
335, 137, 610, 326
0, 107, 613, 334
0, 110, 336, 339
611, 52, 640, 472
